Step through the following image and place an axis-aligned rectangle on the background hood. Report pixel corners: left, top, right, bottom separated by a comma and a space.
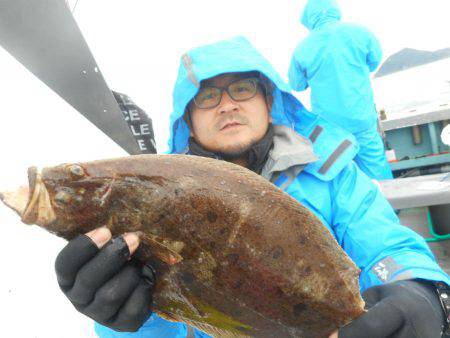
301, 0, 342, 30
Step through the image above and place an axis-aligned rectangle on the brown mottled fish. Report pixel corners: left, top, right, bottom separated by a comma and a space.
0, 154, 364, 338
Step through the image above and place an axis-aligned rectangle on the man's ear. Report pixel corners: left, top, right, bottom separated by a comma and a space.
266, 94, 273, 122
266, 94, 273, 111
183, 109, 195, 137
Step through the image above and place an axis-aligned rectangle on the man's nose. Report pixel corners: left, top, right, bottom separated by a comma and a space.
218, 90, 239, 114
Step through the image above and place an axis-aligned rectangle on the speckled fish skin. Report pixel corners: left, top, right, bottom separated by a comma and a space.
1, 154, 365, 338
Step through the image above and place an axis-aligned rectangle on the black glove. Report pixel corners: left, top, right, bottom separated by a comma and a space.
55, 234, 155, 332
339, 279, 446, 338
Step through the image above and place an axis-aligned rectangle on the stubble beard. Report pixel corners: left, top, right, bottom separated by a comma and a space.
218, 139, 255, 161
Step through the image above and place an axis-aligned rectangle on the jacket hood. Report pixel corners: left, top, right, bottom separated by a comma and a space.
168, 36, 314, 154
301, 0, 342, 30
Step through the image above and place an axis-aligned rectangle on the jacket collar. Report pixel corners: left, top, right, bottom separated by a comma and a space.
261, 125, 318, 181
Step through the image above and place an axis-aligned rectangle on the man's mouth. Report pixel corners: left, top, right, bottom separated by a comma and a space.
220, 122, 243, 131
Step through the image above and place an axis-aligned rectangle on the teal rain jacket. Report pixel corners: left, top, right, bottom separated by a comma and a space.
288, 0, 382, 133
95, 36, 449, 338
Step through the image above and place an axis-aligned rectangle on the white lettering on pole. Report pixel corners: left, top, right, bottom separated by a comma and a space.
140, 124, 150, 135
138, 139, 147, 151
130, 124, 151, 136
122, 96, 133, 105
129, 109, 140, 121
130, 125, 140, 136
122, 110, 130, 121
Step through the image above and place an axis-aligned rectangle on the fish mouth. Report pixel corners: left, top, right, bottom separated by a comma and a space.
0, 167, 56, 226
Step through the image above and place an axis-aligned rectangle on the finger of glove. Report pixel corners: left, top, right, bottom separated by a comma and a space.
339, 298, 404, 338
361, 283, 384, 309
55, 234, 101, 289
82, 263, 142, 322
107, 279, 154, 332
141, 263, 156, 286
66, 236, 131, 306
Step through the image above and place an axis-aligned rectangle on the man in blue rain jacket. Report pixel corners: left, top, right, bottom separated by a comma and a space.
288, 0, 393, 181
55, 37, 449, 338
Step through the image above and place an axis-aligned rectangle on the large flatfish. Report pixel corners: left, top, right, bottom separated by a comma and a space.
0, 154, 364, 337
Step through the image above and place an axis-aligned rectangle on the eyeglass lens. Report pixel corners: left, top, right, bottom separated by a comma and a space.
194, 78, 258, 109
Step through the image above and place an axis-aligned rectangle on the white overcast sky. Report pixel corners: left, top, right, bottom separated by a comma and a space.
0, 1, 449, 337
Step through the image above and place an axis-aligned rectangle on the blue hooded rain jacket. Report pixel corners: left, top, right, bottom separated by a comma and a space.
95, 36, 449, 338
288, 0, 393, 180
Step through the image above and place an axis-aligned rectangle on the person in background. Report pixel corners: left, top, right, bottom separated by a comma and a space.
288, 0, 393, 181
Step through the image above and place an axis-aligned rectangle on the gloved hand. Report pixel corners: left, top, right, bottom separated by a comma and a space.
55, 227, 155, 332
338, 279, 446, 338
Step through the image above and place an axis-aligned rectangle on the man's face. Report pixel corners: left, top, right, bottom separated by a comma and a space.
188, 73, 272, 157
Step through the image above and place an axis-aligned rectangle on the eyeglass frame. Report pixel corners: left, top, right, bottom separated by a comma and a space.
191, 77, 264, 110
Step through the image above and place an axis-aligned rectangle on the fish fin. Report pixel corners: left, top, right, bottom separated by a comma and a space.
186, 321, 252, 338
155, 311, 252, 338
156, 310, 181, 323
141, 233, 184, 265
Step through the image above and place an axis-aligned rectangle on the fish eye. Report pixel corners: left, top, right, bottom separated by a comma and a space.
69, 165, 85, 178
73, 195, 84, 205
55, 190, 71, 205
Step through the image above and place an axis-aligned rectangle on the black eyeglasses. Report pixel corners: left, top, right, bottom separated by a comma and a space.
192, 77, 261, 109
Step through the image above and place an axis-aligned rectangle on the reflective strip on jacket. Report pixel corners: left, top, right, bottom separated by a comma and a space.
95, 36, 449, 338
